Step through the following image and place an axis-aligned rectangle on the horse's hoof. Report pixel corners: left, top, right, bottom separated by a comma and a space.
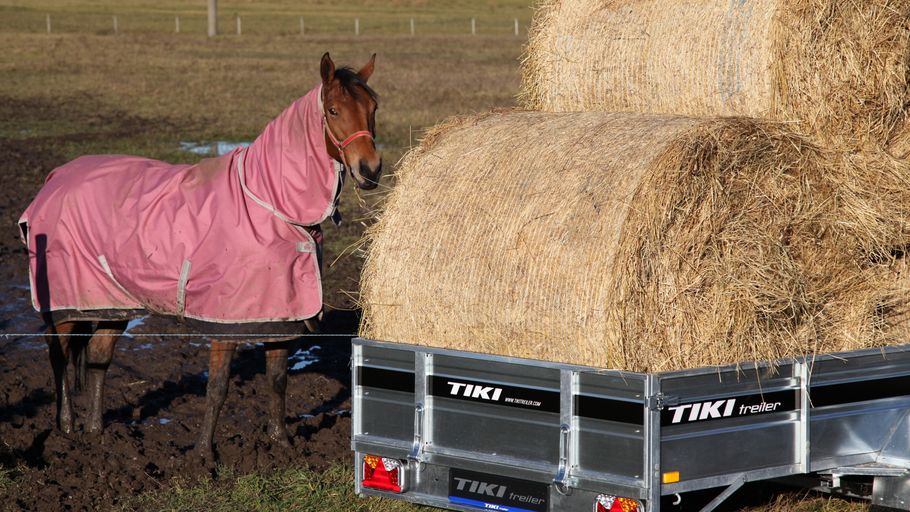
185, 448, 217, 476
192, 448, 215, 469
269, 433, 292, 448
268, 426, 292, 448
191, 444, 216, 465
58, 412, 75, 435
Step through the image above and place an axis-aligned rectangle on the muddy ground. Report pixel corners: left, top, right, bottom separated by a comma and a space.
0, 97, 366, 511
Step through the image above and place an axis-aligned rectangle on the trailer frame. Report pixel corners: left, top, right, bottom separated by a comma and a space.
352, 338, 910, 511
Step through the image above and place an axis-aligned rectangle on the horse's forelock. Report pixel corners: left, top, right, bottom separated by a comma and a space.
333, 67, 379, 104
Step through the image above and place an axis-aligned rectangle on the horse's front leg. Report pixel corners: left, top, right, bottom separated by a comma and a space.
196, 340, 235, 462
85, 320, 126, 434
46, 321, 79, 434
265, 341, 291, 447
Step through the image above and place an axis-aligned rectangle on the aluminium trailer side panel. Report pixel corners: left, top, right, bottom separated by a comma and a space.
427, 352, 563, 472
807, 347, 910, 471
353, 342, 416, 459
574, 370, 648, 487
656, 362, 806, 494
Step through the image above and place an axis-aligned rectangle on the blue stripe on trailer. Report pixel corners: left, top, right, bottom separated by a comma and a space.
449, 496, 540, 512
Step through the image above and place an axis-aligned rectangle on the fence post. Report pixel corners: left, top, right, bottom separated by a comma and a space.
514, 18, 519, 36
471, 17, 476, 35
300, 16, 304, 35
410, 17, 414, 36
355, 17, 360, 36
113, 15, 118, 34
175, 15, 180, 33
46, 14, 51, 33
236, 14, 241, 35
207, 0, 217, 37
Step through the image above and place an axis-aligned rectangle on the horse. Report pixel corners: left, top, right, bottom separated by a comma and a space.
17, 52, 381, 462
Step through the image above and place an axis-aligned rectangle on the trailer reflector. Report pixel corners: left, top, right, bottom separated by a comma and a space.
594, 494, 641, 512
361, 454, 406, 493
662, 471, 680, 484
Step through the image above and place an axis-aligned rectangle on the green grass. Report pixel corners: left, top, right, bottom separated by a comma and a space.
119, 464, 428, 512
0, 466, 14, 493
117, 462, 871, 512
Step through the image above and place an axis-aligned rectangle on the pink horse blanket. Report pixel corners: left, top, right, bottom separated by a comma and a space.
19, 84, 340, 323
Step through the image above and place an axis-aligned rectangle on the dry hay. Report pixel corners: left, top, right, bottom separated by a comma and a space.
520, 0, 910, 150
359, 111, 910, 373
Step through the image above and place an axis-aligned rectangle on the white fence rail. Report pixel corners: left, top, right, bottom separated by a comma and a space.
24, 13, 527, 37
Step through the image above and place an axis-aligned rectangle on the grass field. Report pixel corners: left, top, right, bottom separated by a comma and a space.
119, 464, 431, 511
0, 1, 878, 510
0, 0, 534, 36
119, 464, 869, 512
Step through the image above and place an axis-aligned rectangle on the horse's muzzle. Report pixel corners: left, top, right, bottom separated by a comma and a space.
355, 159, 382, 190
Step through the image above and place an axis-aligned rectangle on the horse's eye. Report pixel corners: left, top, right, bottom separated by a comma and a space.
329, 107, 339, 116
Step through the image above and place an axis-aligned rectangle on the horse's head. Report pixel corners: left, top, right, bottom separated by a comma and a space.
321, 52, 382, 190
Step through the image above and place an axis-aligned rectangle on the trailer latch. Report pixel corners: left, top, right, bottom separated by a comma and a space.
554, 424, 574, 495
408, 404, 424, 461
648, 393, 678, 411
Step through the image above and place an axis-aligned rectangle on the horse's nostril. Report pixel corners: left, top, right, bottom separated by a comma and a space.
357, 160, 381, 190
361, 161, 381, 178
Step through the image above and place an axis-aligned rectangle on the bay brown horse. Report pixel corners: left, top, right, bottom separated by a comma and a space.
40, 52, 381, 462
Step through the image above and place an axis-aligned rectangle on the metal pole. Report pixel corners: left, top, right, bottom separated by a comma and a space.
471, 17, 476, 35
410, 17, 414, 36
46, 14, 51, 33
355, 17, 359, 36
113, 15, 118, 34
207, 0, 217, 37
300, 16, 304, 35
236, 14, 241, 35
514, 18, 519, 36
176, 15, 180, 33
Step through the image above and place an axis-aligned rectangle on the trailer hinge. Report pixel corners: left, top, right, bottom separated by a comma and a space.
648, 393, 677, 411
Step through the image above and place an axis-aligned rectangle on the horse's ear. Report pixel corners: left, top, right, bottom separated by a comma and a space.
320, 52, 335, 83
357, 53, 376, 83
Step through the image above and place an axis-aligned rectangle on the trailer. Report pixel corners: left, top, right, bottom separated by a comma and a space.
351, 337, 910, 512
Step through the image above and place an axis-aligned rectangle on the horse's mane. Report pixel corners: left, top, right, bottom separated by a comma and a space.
334, 66, 379, 104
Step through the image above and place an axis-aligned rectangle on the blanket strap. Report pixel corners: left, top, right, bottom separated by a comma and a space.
176, 259, 192, 321
98, 255, 140, 303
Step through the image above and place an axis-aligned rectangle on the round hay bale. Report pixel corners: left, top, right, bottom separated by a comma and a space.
521, 0, 910, 149
360, 111, 904, 372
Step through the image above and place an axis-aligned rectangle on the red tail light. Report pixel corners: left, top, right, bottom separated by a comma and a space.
594, 494, 641, 512
361, 454, 406, 493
